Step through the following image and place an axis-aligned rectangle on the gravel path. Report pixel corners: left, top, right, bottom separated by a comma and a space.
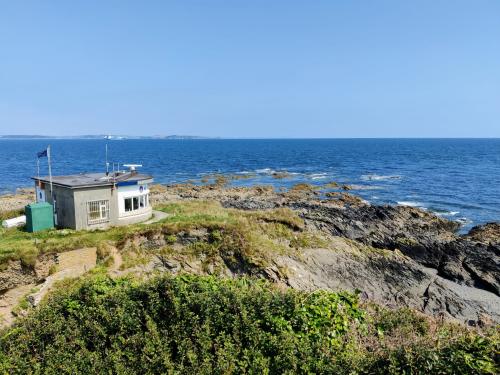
143, 210, 170, 224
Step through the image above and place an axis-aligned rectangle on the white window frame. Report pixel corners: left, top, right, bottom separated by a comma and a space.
87, 200, 110, 225
123, 193, 149, 214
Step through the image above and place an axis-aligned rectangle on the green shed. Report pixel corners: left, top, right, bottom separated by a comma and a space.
25, 202, 54, 232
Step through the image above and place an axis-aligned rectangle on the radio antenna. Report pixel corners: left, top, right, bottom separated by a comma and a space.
105, 143, 109, 176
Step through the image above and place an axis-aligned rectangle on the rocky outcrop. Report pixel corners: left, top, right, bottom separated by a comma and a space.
0, 188, 34, 213
2, 184, 499, 326
466, 223, 500, 244
278, 247, 500, 325
290, 202, 499, 297
150, 183, 500, 324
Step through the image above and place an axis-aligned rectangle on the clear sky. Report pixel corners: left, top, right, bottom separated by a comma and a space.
1, 1, 499, 138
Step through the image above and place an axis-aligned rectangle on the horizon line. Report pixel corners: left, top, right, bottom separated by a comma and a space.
1, 136, 500, 140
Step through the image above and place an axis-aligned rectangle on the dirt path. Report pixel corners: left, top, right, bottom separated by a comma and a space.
108, 246, 123, 275
0, 247, 98, 328
0, 283, 35, 327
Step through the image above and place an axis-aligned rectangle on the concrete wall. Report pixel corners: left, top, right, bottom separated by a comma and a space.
35, 182, 152, 230
37, 183, 76, 229
73, 186, 115, 230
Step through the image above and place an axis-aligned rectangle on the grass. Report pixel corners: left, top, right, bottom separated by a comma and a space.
150, 201, 311, 271
0, 209, 24, 222
0, 200, 317, 273
0, 224, 135, 267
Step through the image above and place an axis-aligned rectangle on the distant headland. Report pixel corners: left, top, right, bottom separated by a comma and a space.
0, 135, 215, 140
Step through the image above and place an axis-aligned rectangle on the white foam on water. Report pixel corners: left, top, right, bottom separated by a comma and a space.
397, 201, 422, 207
431, 208, 461, 217
308, 172, 329, 180
255, 168, 275, 174
456, 217, 473, 225
348, 184, 383, 190
361, 174, 402, 181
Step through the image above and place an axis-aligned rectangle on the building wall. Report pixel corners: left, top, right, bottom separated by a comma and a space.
73, 186, 115, 230
115, 183, 152, 226
35, 181, 152, 230
37, 183, 76, 229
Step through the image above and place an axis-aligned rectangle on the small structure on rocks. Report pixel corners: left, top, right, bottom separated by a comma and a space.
32, 165, 153, 230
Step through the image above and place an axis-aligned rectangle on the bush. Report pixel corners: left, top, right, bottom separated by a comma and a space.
0, 275, 497, 374
0, 275, 365, 374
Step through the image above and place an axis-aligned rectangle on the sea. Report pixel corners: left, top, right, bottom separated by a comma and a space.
1, 138, 499, 232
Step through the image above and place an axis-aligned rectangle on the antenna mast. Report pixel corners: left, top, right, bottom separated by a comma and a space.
105, 143, 109, 176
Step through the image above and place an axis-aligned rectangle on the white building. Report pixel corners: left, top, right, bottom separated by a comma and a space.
33, 168, 153, 230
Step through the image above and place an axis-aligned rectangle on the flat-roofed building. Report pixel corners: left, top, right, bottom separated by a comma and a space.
32, 169, 153, 230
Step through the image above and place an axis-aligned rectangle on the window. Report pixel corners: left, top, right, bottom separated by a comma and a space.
124, 194, 149, 213
125, 198, 132, 212
87, 200, 110, 224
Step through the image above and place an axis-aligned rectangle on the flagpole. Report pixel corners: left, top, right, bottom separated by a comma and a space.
36, 157, 40, 202
47, 145, 53, 203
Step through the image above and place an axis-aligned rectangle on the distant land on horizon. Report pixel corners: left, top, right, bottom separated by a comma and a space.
0, 135, 215, 140
1, 135, 499, 140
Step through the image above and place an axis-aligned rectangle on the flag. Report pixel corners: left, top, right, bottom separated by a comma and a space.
37, 149, 48, 158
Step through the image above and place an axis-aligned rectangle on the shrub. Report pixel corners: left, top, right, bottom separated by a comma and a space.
0, 275, 497, 374
0, 275, 365, 374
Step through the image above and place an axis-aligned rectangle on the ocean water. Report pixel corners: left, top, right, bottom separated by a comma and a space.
0, 138, 499, 231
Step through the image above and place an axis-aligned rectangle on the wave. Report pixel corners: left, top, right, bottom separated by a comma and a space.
433, 210, 460, 217
456, 217, 473, 226
309, 173, 328, 180
348, 185, 383, 190
361, 174, 402, 181
255, 168, 275, 174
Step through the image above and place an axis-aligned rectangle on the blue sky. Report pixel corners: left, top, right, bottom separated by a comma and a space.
1, 1, 499, 138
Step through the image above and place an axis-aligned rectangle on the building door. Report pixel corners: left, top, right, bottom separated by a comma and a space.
36, 187, 46, 202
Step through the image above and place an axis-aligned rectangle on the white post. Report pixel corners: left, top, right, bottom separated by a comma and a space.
36, 158, 40, 202
47, 145, 53, 202
105, 143, 109, 175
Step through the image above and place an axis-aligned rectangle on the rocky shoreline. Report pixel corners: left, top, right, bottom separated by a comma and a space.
1, 183, 499, 326
148, 183, 500, 325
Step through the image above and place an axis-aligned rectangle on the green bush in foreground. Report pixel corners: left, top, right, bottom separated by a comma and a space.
0, 275, 498, 374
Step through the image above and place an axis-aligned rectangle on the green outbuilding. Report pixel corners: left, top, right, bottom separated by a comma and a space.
25, 202, 54, 232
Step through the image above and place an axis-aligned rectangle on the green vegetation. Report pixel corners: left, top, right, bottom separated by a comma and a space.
150, 201, 311, 272
0, 208, 24, 222
0, 200, 316, 273
0, 275, 497, 374
0, 224, 131, 267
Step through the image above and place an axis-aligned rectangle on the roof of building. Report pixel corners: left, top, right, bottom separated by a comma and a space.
32, 172, 153, 189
